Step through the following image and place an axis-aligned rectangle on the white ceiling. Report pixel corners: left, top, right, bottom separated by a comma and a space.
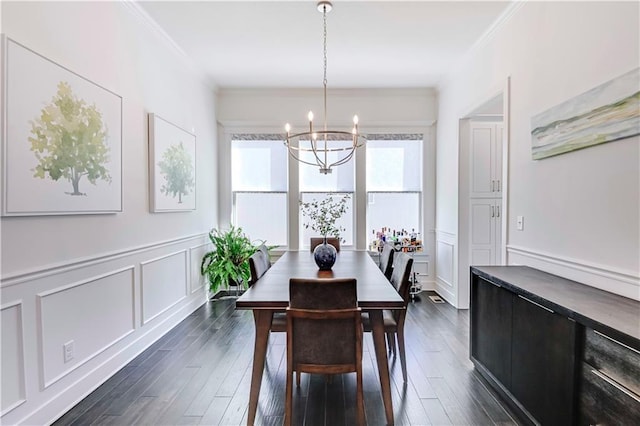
138, 0, 512, 89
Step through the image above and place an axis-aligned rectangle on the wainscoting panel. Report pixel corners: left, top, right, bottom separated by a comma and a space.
37, 267, 135, 388
140, 250, 188, 325
1, 301, 26, 416
189, 243, 209, 294
436, 241, 454, 287
508, 245, 640, 301
435, 231, 457, 304
0, 233, 207, 426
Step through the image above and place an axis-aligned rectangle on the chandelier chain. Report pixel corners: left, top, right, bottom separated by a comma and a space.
322, 4, 328, 131
283, 1, 365, 175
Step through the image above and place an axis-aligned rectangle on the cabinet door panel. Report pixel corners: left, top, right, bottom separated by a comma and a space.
471, 276, 512, 387
583, 327, 640, 396
578, 361, 640, 425
512, 295, 576, 425
470, 126, 494, 197
470, 200, 500, 265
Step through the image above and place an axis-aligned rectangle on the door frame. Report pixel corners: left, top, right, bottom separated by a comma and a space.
456, 77, 511, 309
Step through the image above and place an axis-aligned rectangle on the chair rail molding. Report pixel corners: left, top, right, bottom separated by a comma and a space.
507, 245, 640, 301
1, 233, 207, 288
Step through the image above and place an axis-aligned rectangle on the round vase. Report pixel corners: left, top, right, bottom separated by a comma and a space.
313, 240, 337, 270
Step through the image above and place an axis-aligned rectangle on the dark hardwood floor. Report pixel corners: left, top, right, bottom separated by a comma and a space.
53, 291, 519, 425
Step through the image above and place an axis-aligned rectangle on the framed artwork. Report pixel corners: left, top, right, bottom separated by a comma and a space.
148, 114, 196, 212
1, 35, 122, 216
531, 67, 640, 160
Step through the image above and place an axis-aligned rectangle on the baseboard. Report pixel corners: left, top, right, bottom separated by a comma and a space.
21, 296, 205, 426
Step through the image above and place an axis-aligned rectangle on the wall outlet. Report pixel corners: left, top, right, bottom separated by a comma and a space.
516, 215, 524, 231
63, 340, 74, 363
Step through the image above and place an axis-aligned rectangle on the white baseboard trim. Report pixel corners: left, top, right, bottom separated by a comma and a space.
507, 245, 640, 300
435, 280, 456, 305
20, 296, 205, 426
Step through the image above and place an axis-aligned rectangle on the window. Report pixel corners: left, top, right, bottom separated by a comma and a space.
366, 138, 422, 248
299, 139, 355, 247
227, 133, 425, 251
232, 138, 288, 246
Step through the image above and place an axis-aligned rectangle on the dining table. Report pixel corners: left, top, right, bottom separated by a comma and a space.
235, 250, 404, 425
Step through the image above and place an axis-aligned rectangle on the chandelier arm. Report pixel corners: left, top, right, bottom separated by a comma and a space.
293, 138, 329, 169
286, 147, 328, 168
330, 150, 357, 168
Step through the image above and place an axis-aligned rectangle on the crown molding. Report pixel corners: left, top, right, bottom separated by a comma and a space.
437, 0, 526, 89
120, 0, 217, 91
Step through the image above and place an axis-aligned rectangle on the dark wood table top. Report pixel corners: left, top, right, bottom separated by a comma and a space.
236, 250, 404, 310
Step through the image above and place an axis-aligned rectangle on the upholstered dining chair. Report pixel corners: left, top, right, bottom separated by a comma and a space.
257, 244, 271, 270
379, 243, 395, 280
248, 250, 268, 287
285, 278, 365, 426
248, 250, 286, 332
362, 251, 413, 382
309, 237, 341, 252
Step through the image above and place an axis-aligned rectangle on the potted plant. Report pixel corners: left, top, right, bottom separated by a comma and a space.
200, 225, 256, 297
299, 193, 350, 270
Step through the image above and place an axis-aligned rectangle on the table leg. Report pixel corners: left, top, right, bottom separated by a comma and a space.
369, 309, 394, 425
247, 309, 273, 426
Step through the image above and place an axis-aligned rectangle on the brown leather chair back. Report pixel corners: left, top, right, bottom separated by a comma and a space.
380, 243, 395, 280
248, 251, 268, 287
257, 244, 271, 270
390, 252, 414, 306
310, 237, 341, 252
287, 277, 359, 369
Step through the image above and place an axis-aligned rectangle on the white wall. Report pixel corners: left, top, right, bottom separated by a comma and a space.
436, 1, 640, 307
1, 2, 217, 424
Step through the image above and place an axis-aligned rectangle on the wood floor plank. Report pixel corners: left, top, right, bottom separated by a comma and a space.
325, 374, 347, 426
53, 366, 136, 426
75, 349, 171, 421
199, 396, 232, 425
55, 293, 521, 426
134, 366, 200, 425
421, 398, 452, 425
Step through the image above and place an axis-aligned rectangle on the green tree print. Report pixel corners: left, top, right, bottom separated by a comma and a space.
158, 142, 194, 203
29, 81, 111, 196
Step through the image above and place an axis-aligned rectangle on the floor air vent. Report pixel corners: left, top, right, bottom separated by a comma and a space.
429, 295, 445, 304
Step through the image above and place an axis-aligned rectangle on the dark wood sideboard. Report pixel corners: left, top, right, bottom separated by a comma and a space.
470, 265, 640, 425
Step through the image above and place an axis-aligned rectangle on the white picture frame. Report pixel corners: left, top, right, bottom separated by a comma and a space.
1, 36, 122, 216
148, 114, 196, 212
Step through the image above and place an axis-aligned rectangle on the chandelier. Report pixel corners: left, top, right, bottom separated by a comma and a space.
284, 0, 366, 175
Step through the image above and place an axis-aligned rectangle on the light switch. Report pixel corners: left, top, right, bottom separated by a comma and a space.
516, 215, 524, 231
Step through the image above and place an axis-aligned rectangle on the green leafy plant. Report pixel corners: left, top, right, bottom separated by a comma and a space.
29, 81, 111, 196
200, 226, 256, 294
299, 193, 350, 242
158, 141, 194, 203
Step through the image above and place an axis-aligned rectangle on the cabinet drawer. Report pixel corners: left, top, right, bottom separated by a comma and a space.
583, 327, 640, 395
578, 361, 640, 425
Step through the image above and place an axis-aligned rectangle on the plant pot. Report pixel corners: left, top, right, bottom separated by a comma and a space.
313, 238, 337, 270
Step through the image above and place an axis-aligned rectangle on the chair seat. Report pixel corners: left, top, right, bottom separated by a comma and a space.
271, 311, 287, 332
361, 310, 397, 331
